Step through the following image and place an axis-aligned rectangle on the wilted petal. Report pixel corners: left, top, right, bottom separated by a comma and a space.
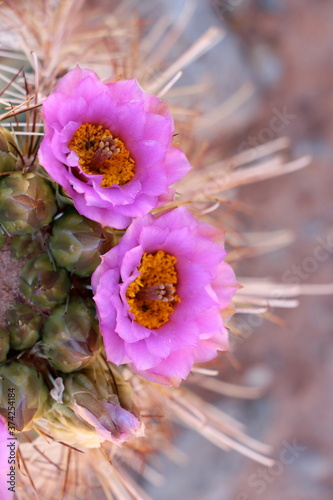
72, 397, 143, 445
65, 370, 143, 446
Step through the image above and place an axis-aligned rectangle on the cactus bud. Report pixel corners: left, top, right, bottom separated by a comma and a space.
0, 362, 48, 431
0, 126, 17, 173
10, 234, 41, 260
6, 304, 41, 350
0, 172, 57, 235
63, 368, 143, 445
42, 301, 100, 373
0, 327, 10, 363
20, 253, 70, 308
49, 210, 113, 277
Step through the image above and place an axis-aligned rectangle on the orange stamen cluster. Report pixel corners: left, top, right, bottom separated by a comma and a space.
69, 123, 135, 187
126, 251, 180, 329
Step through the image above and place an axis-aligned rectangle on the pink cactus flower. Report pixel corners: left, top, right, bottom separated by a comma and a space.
92, 207, 238, 385
39, 66, 191, 229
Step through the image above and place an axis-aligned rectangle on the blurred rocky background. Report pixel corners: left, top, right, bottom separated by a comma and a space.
144, 1, 333, 499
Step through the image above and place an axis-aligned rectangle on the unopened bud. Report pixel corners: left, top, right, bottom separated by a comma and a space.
20, 253, 70, 308
49, 210, 113, 277
6, 304, 41, 350
42, 301, 100, 372
63, 366, 143, 445
0, 172, 57, 234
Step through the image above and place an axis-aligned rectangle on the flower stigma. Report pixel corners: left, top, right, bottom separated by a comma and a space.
126, 250, 181, 329
69, 123, 135, 187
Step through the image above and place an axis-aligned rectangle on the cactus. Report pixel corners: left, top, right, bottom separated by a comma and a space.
49, 209, 113, 277
20, 253, 71, 308
0, 172, 57, 235
42, 301, 100, 372
10, 234, 41, 260
6, 304, 41, 350
0, 362, 48, 431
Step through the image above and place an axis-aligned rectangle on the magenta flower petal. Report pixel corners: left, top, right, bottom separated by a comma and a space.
92, 207, 238, 385
143, 348, 196, 383
125, 339, 160, 371
213, 261, 241, 309
164, 145, 194, 185
102, 329, 127, 366
39, 66, 191, 229
54, 66, 99, 94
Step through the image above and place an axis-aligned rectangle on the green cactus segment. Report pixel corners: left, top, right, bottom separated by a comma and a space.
0, 362, 48, 431
20, 253, 71, 308
0, 126, 17, 173
42, 301, 100, 373
11, 234, 41, 260
6, 304, 42, 350
49, 210, 113, 277
0, 172, 57, 234
0, 327, 10, 363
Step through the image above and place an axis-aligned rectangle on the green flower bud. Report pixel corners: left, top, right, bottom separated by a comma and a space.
0, 362, 48, 431
0, 126, 17, 173
49, 210, 113, 277
42, 301, 100, 373
6, 304, 41, 350
0, 327, 10, 363
0, 172, 57, 235
10, 234, 41, 260
20, 253, 70, 308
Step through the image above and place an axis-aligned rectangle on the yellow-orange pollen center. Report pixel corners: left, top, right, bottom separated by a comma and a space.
69, 123, 135, 187
126, 250, 181, 329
